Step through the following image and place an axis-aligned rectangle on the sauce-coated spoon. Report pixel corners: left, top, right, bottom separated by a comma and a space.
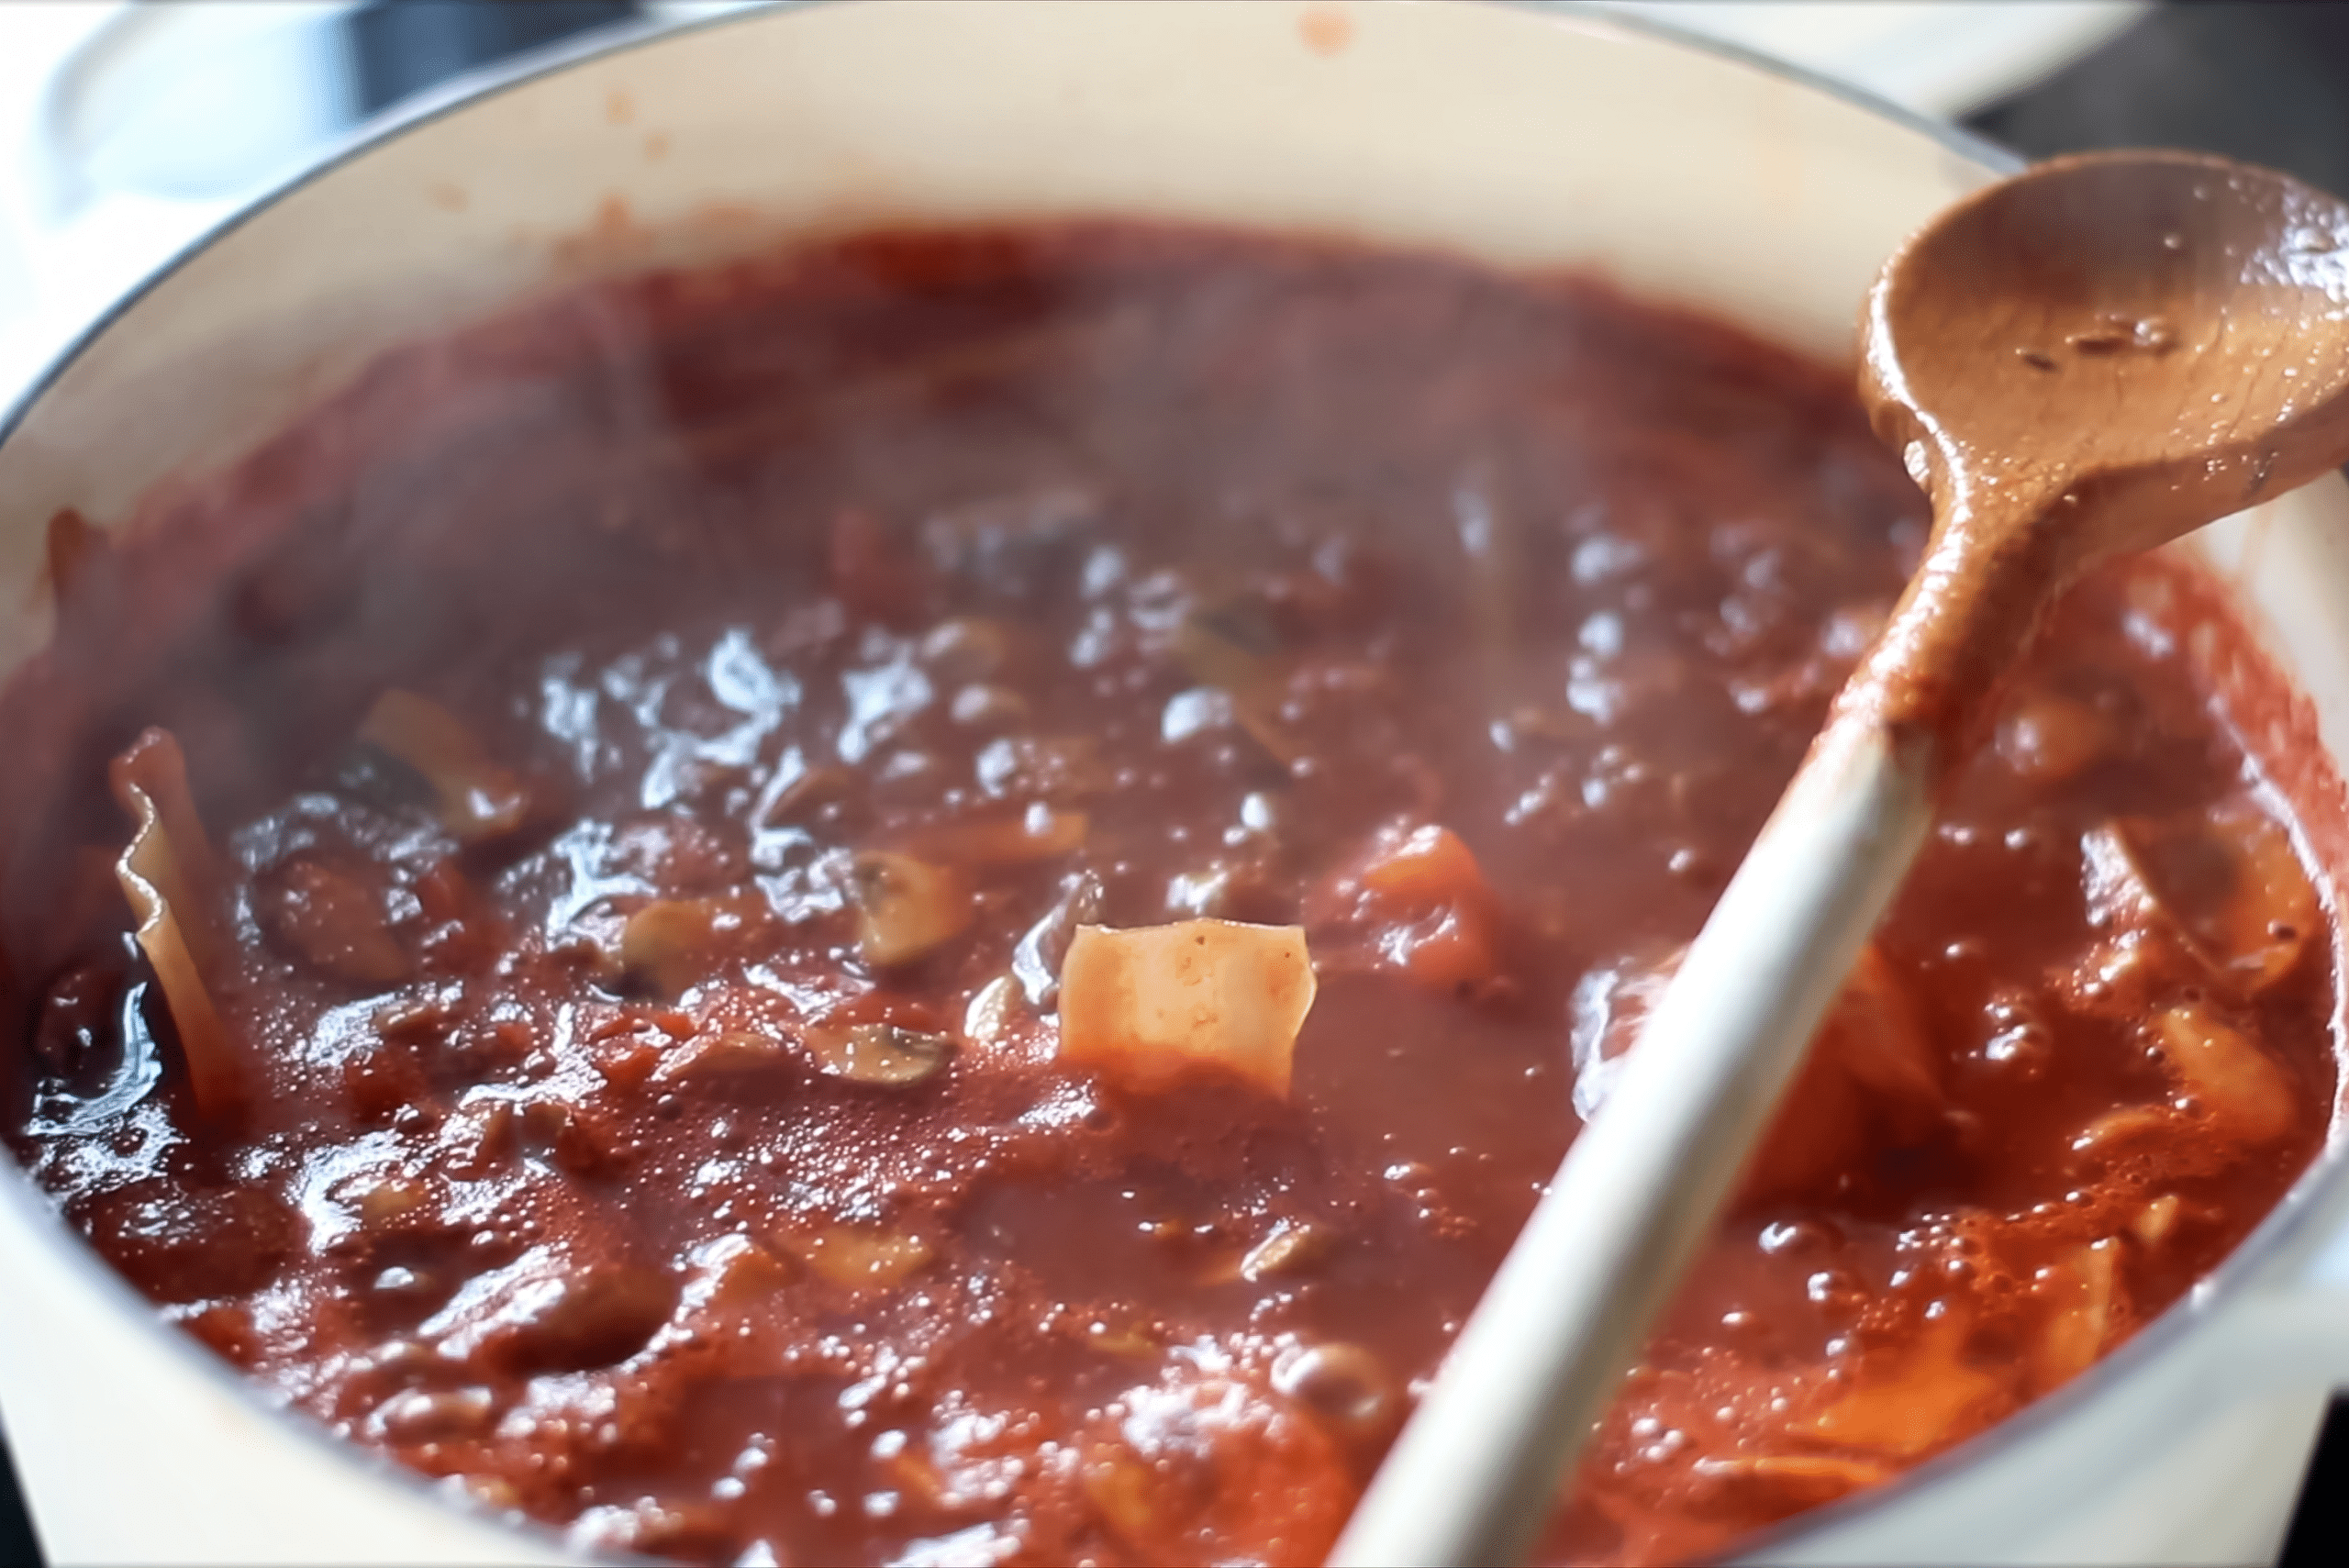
1331, 150, 2349, 1567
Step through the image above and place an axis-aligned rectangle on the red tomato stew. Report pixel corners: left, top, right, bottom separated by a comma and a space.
1, 226, 2341, 1566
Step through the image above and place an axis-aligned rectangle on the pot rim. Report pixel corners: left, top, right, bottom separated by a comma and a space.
0, 3, 2332, 1563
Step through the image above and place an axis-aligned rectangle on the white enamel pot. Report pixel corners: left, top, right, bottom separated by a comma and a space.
3, 4, 2348, 1563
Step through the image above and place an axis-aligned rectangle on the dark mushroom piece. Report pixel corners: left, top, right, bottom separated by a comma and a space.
849, 851, 973, 967
806, 1022, 955, 1087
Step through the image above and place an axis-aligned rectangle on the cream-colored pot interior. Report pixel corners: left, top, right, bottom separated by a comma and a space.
6, 3, 2349, 1563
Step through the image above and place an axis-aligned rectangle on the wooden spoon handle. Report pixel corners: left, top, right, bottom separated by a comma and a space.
1329, 717, 1937, 1567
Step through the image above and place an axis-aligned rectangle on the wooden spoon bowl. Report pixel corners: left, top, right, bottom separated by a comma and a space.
1873, 151, 2349, 543
1854, 152, 2349, 753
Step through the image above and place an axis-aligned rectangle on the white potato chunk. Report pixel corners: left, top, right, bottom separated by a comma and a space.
1058, 919, 1318, 1098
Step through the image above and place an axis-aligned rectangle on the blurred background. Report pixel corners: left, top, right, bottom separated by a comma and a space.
0, 1, 2345, 1563
0, 0, 2216, 408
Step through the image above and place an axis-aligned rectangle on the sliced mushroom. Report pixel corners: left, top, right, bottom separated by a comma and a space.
849, 851, 973, 967
2177, 804, 2321, 991
2083, 806, 2319, 994
357, 689, 532, 844
807, 1022, 954, 1086
1176, 600, 1299, 763
1273, 1340, 1399, 1441
650, 1029, 789, 1084
963, 973, 1022, 1048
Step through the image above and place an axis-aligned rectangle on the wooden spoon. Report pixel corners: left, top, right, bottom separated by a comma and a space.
1330, 150, 2349, 1568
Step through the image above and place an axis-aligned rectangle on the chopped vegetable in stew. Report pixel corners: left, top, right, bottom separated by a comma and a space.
1, 225, 2338, 1566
